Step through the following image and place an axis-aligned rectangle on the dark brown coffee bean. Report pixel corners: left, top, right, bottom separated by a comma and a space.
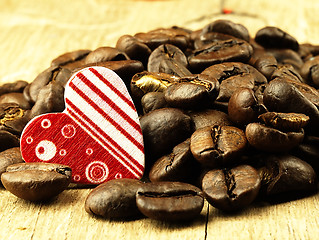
298, 43, 319, 60
258, 112, 309, 132
140, 108, 193, 160
263, 78, 319, 132
270, 64, 303, 83
201, 19, 250, 42
194, 32, 235, 49
259, 154, 317, 196
202, 62, 267, 102
0, 103, 30, 135
267, 49, 303, 71
50, 49, 91, 68
255, 26, 299, 51
300, 55, 319, 87
245, 122, 304, 152
250, 49, 277, 80
0, 80, 28, 96
130, 71, 179, 101
190, 125, 247, 168
147, 44, 190, 77
116, 34, 151, 67
163, 74, 219, 109
0, 92, 31, 110
188, 38, 253, 72
84, 46, 130, 64
202, 165, 261, 211
149, 139, 199, 183
85, 178, 144, 219
0, 147, 23, 178
134, 27, 190, 51
141, 92, 168, 114
1, 162, 72, 201
0, 130, 20, 152
136, 181, 204, 221
228, 88, 267, 127
188, 109, 232, 130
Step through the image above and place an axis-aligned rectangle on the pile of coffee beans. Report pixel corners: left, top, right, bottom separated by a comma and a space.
1, 19, 319, 222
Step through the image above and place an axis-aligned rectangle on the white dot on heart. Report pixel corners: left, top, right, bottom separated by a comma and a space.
59, 149, 67, 156
26, 136, 33, 144
86, 148, 93, 155
61, 124, 76, 138
115, 173, 122, 179
73, 175, 81, 182
85, 161, 109, 184
35, 140, 57, 161
41, 119, 51, 128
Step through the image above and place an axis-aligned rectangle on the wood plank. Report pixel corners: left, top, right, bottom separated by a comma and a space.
0, 0, 319, 239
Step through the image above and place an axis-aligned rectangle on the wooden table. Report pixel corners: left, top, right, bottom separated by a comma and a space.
0, 0, 319, 239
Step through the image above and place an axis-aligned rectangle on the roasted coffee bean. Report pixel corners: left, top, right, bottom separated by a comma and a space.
298, 43, 319, 60
258, 112, 309, 132
0, 103, 30, 135
85, 178, 144, 219
245, 122, 304, 152
188, 38, 253, 72
270, 64, 303, 82
263, 78, 319, 132
0, 92, 31, 110
202, 62, 267, 102
141, 92, 168, 114
1, 162, 72, 201
136, 181, 204, 221
50, 49, 91, 69
190, 125, 247, 168
201, 19, 250, 42
163, 74, 219, 109
149, 139, 199, 183
29, 66, 71, 103
84, 46, 130, 64
131, 71, 179, 101
0, 80, 28, 96
0, 147, 23, 178
134, 27, 190, 51
188, 109, 232, 130
259, 154, 317, 196
0, 130, 20, 151
267, 49, 303, 71
29, 81, 65, 118
300, 55, 319, 87
116, 35, 152, 67
228, 88, 267, 127
202, 165, 261, 211
147, 44, 190, 77
194, 32, 235, 49
250, 49, 277, 80
255, 26, 299, 51
140, 108, 193, 160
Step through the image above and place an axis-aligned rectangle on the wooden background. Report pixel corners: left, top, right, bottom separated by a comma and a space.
0, 0, 319, 239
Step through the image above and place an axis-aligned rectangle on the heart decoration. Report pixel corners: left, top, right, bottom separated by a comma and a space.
20, 66, 145, 184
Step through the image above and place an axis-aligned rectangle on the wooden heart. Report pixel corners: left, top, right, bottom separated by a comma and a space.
20, 67, 144, 184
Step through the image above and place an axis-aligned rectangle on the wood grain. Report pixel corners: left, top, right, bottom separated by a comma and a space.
0, 0, 319, 239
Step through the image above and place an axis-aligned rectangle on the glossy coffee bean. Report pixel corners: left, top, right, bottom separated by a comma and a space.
85, 178, 144, 219
141, 92, 168, 114
149, 139, 198, 183
190, 125, 247, 168
0, 80, 28, 96
0, 147, 23, 178
188, 109, 232, 130
0, 92, 31, 110
202, 165, 261, 211
194, 32, 235, 49
267, 49, 303, 71
259, 154, 317, 196
270, 64, 303, 82
300, 55, 319, 87
245, 123, 304, 152
255, 26, 299, 51
1, 162, 72, 201
136, 181, 204, 221
84, 46, 129, 64
250, 49, 277, 80
0, 130, 20, 151
140, 108, 193, 160
50, 49, 91, 69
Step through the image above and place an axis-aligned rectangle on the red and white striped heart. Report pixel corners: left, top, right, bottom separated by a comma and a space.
20, 67, 144, 184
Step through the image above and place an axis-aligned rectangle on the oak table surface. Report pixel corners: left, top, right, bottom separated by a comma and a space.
0, 0, 319, 239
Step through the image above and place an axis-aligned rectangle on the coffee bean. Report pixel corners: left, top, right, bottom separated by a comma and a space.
245, 122, 304, 152
194, 32, 235, 49
1, 162, 72, 201
190, 125, 247, 168
270, 64, 303, 82
188, 109, 232, 130
51, 49, 91, 69
141, 92, 168, 114
149, 139, 199, 183
136, 181, 204, 221
0, 130, 20, 152
0, 92, 31, 110
250, 49, 277, 80
85, 178, 144, 219
84, 46, 130, 64
0, 147, 23, 178
255, 26, 299, 51
259, 154, 317, 196
267, 49, 303, 71
0, 80, 28, 96
140, 108, 193, 160
202, 165, 261, 211
300, 55, 319, 87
